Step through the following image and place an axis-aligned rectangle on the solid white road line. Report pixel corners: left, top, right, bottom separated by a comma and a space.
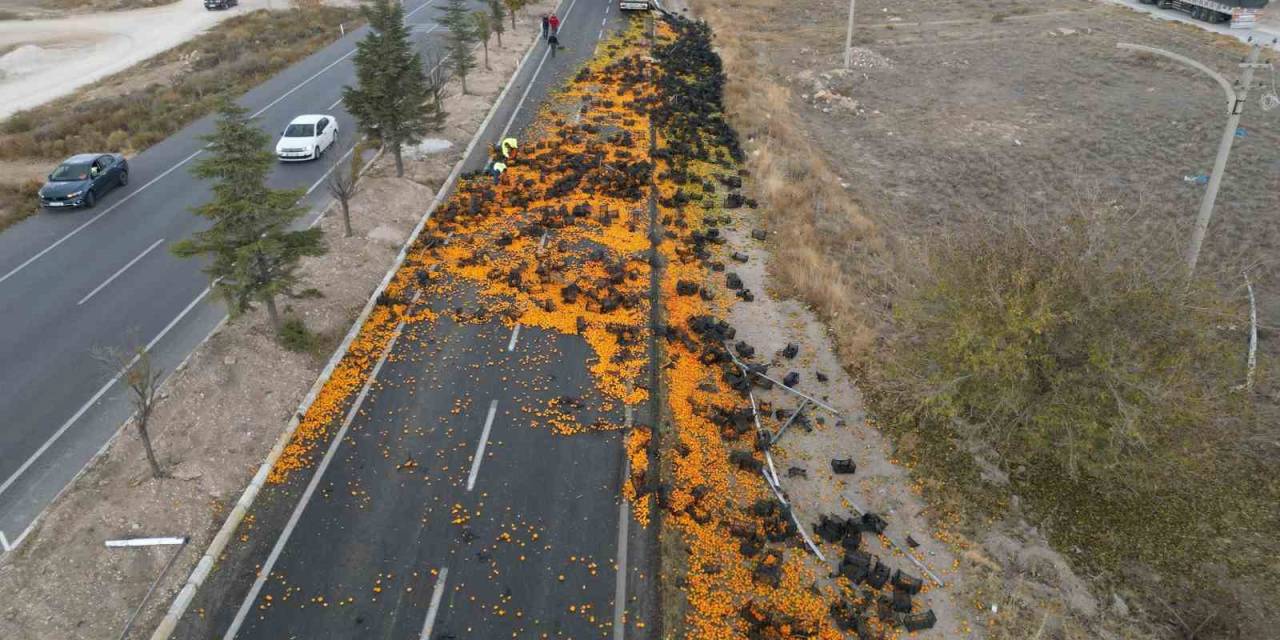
223, 320, 406, 640
328, 96, 344, 110
244, 0, 437, 119
0, 284, 213, 501
304, 145, 357, 198
613, 495, 630, 639
498, 0, 580, 140
419, 566, 449, 640
466, 400, 499, 491
249, 49, 359, 119
613, 403, 634, 640
77, 237, 165, 306
0, 149, 201, 288
0, 0, 443, 289
506, 323, 521, 351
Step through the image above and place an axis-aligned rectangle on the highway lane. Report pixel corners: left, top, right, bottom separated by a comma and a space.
0, 0, 467, 546
172, 1, 652, 637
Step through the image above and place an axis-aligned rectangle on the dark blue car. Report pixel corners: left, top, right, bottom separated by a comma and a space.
38, 153, 129, 209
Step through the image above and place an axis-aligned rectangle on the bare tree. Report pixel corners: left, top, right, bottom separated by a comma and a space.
327, 153, 361, 237
93, 342, 166, 479
424, 47, 451, 132
472, 11, 492, 71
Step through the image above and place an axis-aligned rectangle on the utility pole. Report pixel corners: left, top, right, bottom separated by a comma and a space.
843, 0, 855, 69
1117, 40, 1273, 280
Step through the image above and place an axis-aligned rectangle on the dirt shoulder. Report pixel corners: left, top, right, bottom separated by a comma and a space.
0, 8, 551, 639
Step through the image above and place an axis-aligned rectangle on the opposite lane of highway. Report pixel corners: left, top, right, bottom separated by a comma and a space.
0, 0, 462, 548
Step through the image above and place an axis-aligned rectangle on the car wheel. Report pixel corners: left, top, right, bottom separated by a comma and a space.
314, 146, 322, 160
84, 190, 96, 209
118, 171, 129, 187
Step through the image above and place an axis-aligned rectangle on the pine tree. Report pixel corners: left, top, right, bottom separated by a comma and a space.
344, 0, 432, 176
488, 0, 505, 47
173, 102, 325, 333
441, 0, 477, 94
472, 11, 492, 71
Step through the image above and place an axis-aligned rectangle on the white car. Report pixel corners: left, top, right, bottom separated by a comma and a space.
276, 114, 338, 161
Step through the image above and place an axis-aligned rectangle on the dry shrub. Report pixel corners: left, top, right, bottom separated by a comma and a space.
866, 194, 1279, 638
0, 179, 43, 231
0, 8, 360, 163
714, 30, 886, 362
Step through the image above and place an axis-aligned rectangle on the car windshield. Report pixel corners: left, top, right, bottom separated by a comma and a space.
283, 123, 315, 138
50, 163, 90, 181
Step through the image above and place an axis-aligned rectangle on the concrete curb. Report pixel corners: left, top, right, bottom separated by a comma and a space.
148, 13, 557, 639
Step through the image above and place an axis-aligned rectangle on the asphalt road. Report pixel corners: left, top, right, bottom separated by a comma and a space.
173, 2, 655, 638
0, 0, 474, 548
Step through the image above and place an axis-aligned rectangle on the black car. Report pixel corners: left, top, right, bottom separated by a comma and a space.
204, 0, 237, 9
38, 153, 129, 209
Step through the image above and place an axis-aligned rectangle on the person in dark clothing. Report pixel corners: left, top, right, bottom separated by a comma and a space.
541, 14, 549, 39
548, 32, 559, 57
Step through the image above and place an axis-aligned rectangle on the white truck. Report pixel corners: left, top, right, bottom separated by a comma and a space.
1137, 0, 1269, 29
619, 0, 650, 11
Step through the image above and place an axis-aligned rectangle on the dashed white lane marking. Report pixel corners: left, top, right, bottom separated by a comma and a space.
466, 400, 499, 491
507, 323, 522, 351
304, 145, 357, 200
222, 317, 409, 639
419, 567, 449, 639
77, 237, 165, 306
0, 0, 442, 289
0, 149, 201, 288
0, 284, 212, 502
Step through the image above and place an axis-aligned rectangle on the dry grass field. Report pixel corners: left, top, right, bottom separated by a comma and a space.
687, 0, 1280, 636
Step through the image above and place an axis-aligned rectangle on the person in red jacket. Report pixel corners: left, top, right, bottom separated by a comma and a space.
548, 13, 560, 36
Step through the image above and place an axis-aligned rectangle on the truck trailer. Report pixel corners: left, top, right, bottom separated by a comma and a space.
1137, 0, 1270, 29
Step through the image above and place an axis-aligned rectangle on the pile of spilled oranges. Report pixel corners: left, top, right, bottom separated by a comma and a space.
270, 12, 935, 639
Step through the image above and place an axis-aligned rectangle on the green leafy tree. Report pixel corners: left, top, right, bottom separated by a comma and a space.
440, 0, 477, 94
344, 0, 431, 176
472, 11, 492, 70
488, 0, 505, 47
174, 102, 325, 333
